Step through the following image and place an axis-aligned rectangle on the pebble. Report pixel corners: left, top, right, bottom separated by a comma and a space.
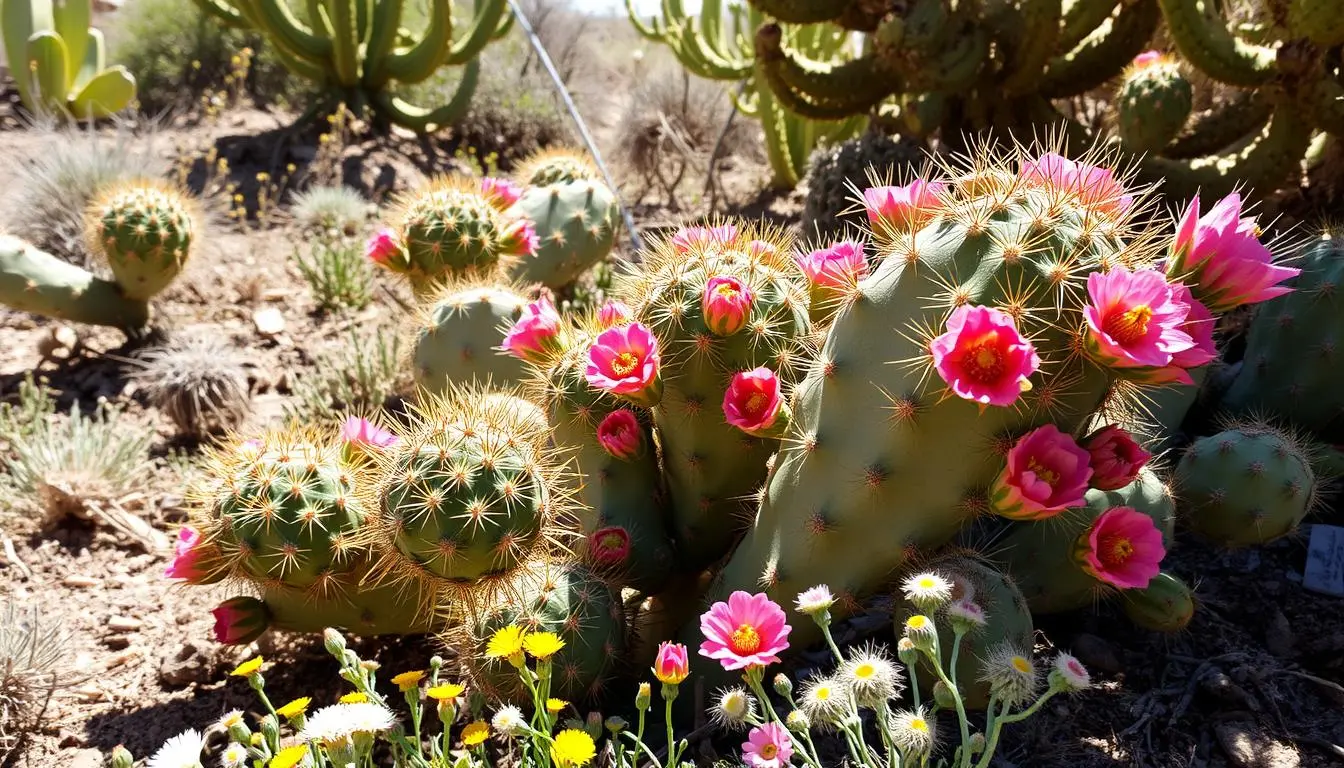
107, 615, 143, 632
252, 307, 286, 336
103, 635, 131, 651
1264, 610, 1295, 658
63, 575, 101, 588
159, 642, 209, 687
1214, 721, 1301, 768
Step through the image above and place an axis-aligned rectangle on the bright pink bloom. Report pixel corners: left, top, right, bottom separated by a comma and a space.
1019, 152, 1134, 217
742, 723, 793, 768
796, 240, 868, 289
480, 176, 523, 208
1168, 193, 1299, 312
502, 297, 562, 363
596, 409, 644, 460
931, 305, 1040, 407
671, 224, 737, 253
1145, 282, 1217, 384
703, 276, 754, 336
588, 526, 631, 566
863, 180, 947, 233
1084, 267, 1196, 373
723, 368, 788, 435
1083, 425, 1151, 491
585, 323, 663, 406
211, 596, 269, 645
990, 424, 1093, 520
699, 591, 791, 670
1132, 50, 1164, 67
341, 416, 399, 450
1079, 507, 1166, 589
653, 642, 690, 685
164, 526, 207, 581
365, 227, 402, 266
500, 217, 539, 257
597, 300, 633, 328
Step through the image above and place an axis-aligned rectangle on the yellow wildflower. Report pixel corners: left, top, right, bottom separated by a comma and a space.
269, 745, 308, 768
426, 684, 465, 701
551, 729, 596, 767
339, 691, 368, 704
486, 626, 527, 659
275, 697, 311, 719
546, 698, 568, 714
523, 632, 566, 661
391, 670, 426, 691
461, 721, 489, 747
230, 656, 264, 677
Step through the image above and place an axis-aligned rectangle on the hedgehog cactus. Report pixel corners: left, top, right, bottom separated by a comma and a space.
1175, 423, 1317, 547
608, 224, 812, 568
410, 279, 531, 393
88, 179, 196, 302
509, 152, 620, 289
1116, 51, 1193, 154
1119, 571, 1195, 632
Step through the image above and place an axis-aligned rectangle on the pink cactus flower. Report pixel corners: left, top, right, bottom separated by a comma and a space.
702, 276, 755, 336
1167, 193, 1299, 313
588, 526, 631, 566
1146, 283, 1217, 385
863, 180, 948, 233
365, 228, 402, 266
699, 591, 792, 670
931, 305, 1041, 407
722, 368, 788, 436
341, 416, 400, 450
1084, 267, 1196, 373
502, 297, 562, 363
500, 217, 540, 257
745, 239, 778, 258
671, 224, 738, 253
1078, 507, 1166, 589
596, 409, 645, 460
653, 642, 690, 685
1083, 425, 1151, 491
211, 596, 269, 645
990, 424, 1094, 520
795, 240, 868, 290
480, 176, 523, 208
164, 526, 207, 581
585, 322, 663, 406
1132, 50, 1165, 67
597, 300, 633, 328
1019, 152, 1134, 217
742, 723, 793, 768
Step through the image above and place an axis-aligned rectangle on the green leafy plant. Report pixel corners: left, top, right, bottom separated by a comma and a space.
294, 235, 376, 312
285, 326, 404, 421
1, 0, 135, 120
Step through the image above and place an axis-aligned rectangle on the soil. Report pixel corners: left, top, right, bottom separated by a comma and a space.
2, 36, 1343, 768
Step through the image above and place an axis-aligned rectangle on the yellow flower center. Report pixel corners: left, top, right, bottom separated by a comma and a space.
745, 392, 768, 414
1105, 536, 1135, 565
1011, 656, 1032, 674
610, 351, 639, 376
910, 717, 928, 733
599, 532, 625, 551
963, 334, 1004, 382
1104, 304, 1153, 346
760, 744, 779, 760
816, 686, 831, 701
715, 283, 741, 300
906, 615, 928, 630
854, 663, 875, 680
1026, 457, 1059, 487
730, 623, 761, 655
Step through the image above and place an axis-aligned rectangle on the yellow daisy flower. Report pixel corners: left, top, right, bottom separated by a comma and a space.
461, 721, 489, 747
523, 632, 566, 661
551, 728, 596, 767
230, 656, 264, 677
486, 626, 527, 659
269, 744, 309, 768
275, 697, 311, 719
426, 684, 465, 701
391, 670, 426, 691
339, 692, 368, 704
546, 698, 568, 714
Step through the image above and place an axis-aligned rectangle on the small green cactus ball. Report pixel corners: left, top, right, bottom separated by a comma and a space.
1116, 51, 1193, 154
517, 149, 599, 187
89, 179, 196, 301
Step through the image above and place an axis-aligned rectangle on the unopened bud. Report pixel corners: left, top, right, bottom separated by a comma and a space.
897, 637, 919, 665
932, 681, 955, 709
322, 628, 346, 657
773, 674, 793, 697
969, 733, 986, 754
585, 712, 603, 740
110, 745, 133, 768
785, 710, 810, 732
259, 715, 279, 745
605, 716, 629, 734
636, 682, 652, 711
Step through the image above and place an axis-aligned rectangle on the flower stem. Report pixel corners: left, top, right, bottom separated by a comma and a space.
745, 673, 822, 768
926, 634, 970, 767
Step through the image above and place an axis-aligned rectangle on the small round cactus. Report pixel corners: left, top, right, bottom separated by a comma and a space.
515, 148, 601, 187
1176, 422, 1317, 547
1120, 572, 1195, 632
409, 279, 531, 393
87, 179, 197, 302
1115, 51, 1193, 154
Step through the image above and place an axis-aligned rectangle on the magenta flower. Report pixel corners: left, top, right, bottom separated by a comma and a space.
745, 239, 778, 258
1132, 50, 1165, 67
164, 526, 207, 581
742, 723, 793, 768
1083, 425, 1151, 491
703, 275, 754, 336
585, 322, 663, 406
501, 297, 562, 363
723, 368, 789, 437
596, 409, 645, 460
1019, 152, 1134, 218
863, 180, 947, 233
588, 526, 631, 566
795, 240, 868, 290
365, 227, 403, 266
1078, 507, 1166, 589
1145, 282, 1217, 385
500, 217, 540, 257
990, 424, 1093, 520
931, 305, 1040, 407
211, 596, 269, 645
1084, 267, 1196, 374
597, 300, 633, 328
653, 642, 690, 685
341, 416, 400, 450
699, 591, 792, 670
1167, 193, 1299, 313
480, 176, 523, 209
671, 224, 738, 253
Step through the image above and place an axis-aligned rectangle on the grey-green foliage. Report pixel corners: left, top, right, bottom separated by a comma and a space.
290, 185, 370, 236
293, 235, 376, 312
0, 603, 70, 761
285, 326, 405, 421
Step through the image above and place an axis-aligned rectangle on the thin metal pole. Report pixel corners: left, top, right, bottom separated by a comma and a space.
506, 0, 644, 254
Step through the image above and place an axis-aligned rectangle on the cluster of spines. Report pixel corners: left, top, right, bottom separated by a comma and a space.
403, 274, 532, 392
388, 176, 518, 284
87, 178, 197, 300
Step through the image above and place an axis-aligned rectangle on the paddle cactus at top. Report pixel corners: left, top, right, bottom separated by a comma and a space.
88, 179, 197, 302
2, 0, 136, 120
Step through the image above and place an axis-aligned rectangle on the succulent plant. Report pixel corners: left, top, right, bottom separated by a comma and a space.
1, 0, 136, 120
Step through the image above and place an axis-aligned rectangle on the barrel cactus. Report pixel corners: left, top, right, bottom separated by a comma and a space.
409, 278, 531, 393
509, 151, 620, 290
87, 179, 197, 302
1115, 51, 1194, 154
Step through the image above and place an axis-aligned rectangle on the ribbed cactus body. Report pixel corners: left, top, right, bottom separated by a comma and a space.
1119, 571, 1194, 632
617, 229, 811, 568
1116, 56, 1193, 153
89, 180, 195, 302
511, 181, 618, 289
391, 179, 514, 291
261, 572, 434, 635
1288, 0, 1344, 46
1175, 424, 1315, 547
411, 283, 529, 393
517, 151, 597, 187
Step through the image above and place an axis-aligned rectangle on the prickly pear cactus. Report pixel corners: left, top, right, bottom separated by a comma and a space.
1116, 52, 1193, 154
410, 279, 530, 393
88, 179, 196, 301
510, 175, 619, 289
1221, 233, 1344, 438
613, 224, 812, 568
1175, 422, 1316, 547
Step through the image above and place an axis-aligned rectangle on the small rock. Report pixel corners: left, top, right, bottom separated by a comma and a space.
253, 307, 286, 336
160, 642, 208, 687
62, 575, 100, 588
107, 615, 143, 632
1068, 633, 1123, 675
1265, 610, 1295, 658
38, 326, 79, 359
1214, 721, 1301, 768
72, 684, 105, 701
68, 748, 101, 768
103, 635, 131, 651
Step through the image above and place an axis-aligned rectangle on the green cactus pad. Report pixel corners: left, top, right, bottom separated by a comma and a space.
260, 565, 435, 636
510, 181, 619, 289
1119, 571, 1194, 632
1175, 424, 1316, 547
1116, 55, 1193, 154
89, 180, 195, 301
410, 281, 530, 393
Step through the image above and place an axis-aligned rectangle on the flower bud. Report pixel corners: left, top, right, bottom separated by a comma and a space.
785, 710, 810, 733
111, 745, 134, 768
259, 714, 279, 746
636, 682, 652, 711
773, 674, 793, 697
897, 638, 919, 665
702, 276, 754, 336
902, 614, 937, 653
932, 681, 956, 709
585, 711, 604, 741
968, 733, 986, 754
605, 716, 629, 734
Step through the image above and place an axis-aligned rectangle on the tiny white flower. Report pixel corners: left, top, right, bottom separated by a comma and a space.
220, 743, 248, 768
147, 729, 204, 768
298, 702, 396, 746
901, 573, 954, 610
798, 676, 851, 728
890, 707, 937, 756
945, 599, 988, 629
979, 644, 1038, 707
491, 705, 526, 737
710, 687, 757, 730
217, 710, 245, 730
841, 645, 902, 707
1051, 652, 1091, 692
794, 585, 835, 616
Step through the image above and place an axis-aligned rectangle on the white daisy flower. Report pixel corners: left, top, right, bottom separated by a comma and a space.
491, 705, 526, 737
794, 585, 835, 616
710, 687, 757, 730
902, 613, 937, 652
220, 743, 248, 768
798, 676, 851, 728
1050, 652, 1091, 692
890, 707, 937, 756
147, 729, 204, 768
841, 646, 902, 707
217, 710, 245, 730
901, 573, 954, 612
298, 702, 396, 746
978, 644, 1039, 707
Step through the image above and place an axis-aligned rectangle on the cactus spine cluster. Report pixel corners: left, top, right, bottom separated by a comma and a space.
1115, 52, 1193, 154
508, 152, 620, 289
1, 0, 136, 120
409, 278, 531, 393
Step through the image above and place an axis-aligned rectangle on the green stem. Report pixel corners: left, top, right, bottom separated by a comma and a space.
745, 674, 823, 768
663, 692, 681, 766
925, 635, 970, 768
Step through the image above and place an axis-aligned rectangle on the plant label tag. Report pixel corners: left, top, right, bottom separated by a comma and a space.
1303, 524, 1344, 598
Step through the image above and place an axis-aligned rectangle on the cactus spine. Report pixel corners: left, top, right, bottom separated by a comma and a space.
410, 279, 531, 393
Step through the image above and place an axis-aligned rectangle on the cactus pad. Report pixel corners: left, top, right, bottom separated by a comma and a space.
1116, 54, 1193, 154
410, 280, 530, 393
